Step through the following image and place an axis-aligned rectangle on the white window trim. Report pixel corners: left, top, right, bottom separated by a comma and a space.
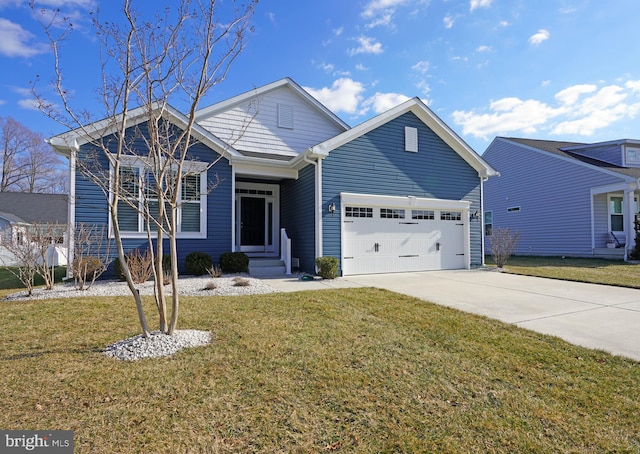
109, 155, 208, 239
624, 147, 640, 166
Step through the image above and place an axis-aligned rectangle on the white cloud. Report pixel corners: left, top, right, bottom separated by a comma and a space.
476, 45, 492, 52
0, 18, 48, 57
32, 0, 96, 7
361, 0, 406, 28
452, 80, 640, 140
411, 60, 430, 74
416, 80, 431, 96
470, 0, 493, 12
355, 63, 369, 71
362, 0, 406, 18
443, 15, 454, 29
349, 36, 383, 56
625, 80, 640, 93
497, 20, 509, 27
303, 78, 365, 114
554, 84, 596, 105
333, 26, 344, 37
363, 92, 410, 114
18, 98, 41, 110
529, 29, 550, 46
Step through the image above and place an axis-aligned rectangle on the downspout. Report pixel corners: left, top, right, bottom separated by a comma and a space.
231, 165, 237, 252
67, 142, 77, 279
480, 176, 487, 266
303, 155, 322, 260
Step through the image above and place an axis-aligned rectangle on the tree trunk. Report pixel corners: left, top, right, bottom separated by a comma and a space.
167, 209, 180, 335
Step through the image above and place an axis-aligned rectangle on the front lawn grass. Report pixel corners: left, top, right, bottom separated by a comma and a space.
0, 266, 67, 293
1, 289, 638, 453
486, 255, 640, 288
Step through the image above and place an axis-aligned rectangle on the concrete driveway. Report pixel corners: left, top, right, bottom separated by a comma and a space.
265, 270, 640, 362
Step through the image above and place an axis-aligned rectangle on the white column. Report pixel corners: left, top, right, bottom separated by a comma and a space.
624, 189, 635, 259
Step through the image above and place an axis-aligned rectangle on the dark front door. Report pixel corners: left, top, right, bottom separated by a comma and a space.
240, 196, 266, 251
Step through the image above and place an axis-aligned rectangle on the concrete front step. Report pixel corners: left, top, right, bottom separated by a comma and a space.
249, 258, 287, 277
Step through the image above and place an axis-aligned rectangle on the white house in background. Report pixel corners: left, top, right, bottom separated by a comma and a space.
0, 192, 69, 266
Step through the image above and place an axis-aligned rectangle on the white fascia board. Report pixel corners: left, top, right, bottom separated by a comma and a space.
340, 192, 470, 211
233, 160, 298, 179
47, 103, 241, 159
590, 181, 639, 196
311, 97, 497, 179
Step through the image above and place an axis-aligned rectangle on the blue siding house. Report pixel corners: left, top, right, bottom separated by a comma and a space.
483, 137, 640, 260
49, 78, 497, 276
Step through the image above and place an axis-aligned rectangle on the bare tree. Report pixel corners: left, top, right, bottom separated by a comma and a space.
72, 223, 111, 290
490, 227, 520, 268
0, 117, 67, 194
0, 222, 67, 296
32, 0, 256, 336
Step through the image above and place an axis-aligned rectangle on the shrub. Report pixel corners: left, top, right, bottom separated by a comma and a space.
185, 251, 213, 276
219, 252, 249, 273
490, 227, 520, 268
207, 264, 223, 278
315, 256, 339, 279
232, 276, 250, 287
114, 249, 154, 284
72, 256, 103, 290
203, 280, 217, 290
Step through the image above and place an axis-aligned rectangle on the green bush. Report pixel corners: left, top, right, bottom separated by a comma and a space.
185, 251, 213, 276
219, 252, 249, 273
315, 256, 339, 279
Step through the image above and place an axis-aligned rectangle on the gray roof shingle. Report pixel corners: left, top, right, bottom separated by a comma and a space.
0, 192, 68, 225
504, 137, 640, 179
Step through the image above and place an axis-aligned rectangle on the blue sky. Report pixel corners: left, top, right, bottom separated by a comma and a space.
1, 0, 639, 154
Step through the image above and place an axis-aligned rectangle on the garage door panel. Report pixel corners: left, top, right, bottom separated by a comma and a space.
342, 203, 467, 275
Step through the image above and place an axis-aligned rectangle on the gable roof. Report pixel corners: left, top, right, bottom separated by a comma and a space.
47, 103, 241, 159
195, 77, 350, 132
307, 97, 498, 178
0, 192, 68, 225
502, 137, 640, 179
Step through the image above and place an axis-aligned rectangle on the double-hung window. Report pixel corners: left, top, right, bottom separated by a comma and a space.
112, 157, 207, 238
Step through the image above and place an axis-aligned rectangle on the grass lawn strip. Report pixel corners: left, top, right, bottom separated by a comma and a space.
1, 289, 638, 453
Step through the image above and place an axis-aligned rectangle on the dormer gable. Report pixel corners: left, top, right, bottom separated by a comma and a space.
195, 78, 350, 158
561, 139, 640, 168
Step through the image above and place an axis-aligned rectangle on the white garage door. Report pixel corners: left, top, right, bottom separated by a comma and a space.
340, 193, 469, 276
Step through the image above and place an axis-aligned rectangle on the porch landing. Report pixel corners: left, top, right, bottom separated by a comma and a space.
592, 248, 626, 259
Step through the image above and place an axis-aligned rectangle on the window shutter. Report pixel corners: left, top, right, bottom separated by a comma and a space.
278, 104, 294, 129
405, 126, 418, 152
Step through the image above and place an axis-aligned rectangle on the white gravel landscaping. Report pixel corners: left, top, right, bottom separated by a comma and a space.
2, 273, 279, 301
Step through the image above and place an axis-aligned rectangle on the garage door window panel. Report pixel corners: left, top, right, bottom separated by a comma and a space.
345, 206, 373, 218
381, 208, 405, 219
441, 211, 462, 221
412, 210, 434, 220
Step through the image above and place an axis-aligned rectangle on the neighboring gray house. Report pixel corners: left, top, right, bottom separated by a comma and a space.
48, 78, 497, 276
0, 192, 69, 266
483, 137, 640, 259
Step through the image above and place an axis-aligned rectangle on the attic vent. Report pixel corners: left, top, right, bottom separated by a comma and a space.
278, 103, 294, 129
405, 126, 418, 152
